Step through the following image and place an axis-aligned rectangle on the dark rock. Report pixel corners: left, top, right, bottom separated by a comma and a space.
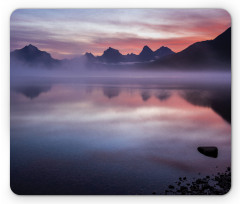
168, 185, 174, 189
164, 167, 231, 195
197, 146, 218, 158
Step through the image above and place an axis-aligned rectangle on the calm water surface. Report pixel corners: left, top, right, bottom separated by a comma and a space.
10, 76, 231, 194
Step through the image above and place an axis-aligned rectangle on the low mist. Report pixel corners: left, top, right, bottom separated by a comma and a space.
10, 60, 231, 87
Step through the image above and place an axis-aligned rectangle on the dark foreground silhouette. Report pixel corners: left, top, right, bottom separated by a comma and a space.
197, 146, 218, 158
162, 167, 231, 195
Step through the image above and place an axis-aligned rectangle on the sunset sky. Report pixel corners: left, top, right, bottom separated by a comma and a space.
10, 9, 231, 59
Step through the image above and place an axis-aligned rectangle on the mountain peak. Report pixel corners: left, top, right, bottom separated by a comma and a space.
100, 47, 123, 63
84, 52, 96, 61
142, 45, 153, 52
28, 44, 35, 47
23, 44, 39, 51
11, 44, 59, 67
140, 45, 153, 54
85, 52, 94, 57
139, 45, 154, 61
103, 47, 121, 55
105, 47, 119, 52
154, 46, 175, 58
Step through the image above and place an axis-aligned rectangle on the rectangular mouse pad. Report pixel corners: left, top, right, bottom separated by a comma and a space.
10, 8, 231, 195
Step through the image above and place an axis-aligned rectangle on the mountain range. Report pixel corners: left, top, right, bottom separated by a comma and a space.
10, 27, 231, 70
150, 27, 231, 69
11, 44, 60, 67
85, 45, 175, 63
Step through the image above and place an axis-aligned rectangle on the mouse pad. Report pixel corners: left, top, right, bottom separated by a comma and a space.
10, 9, 231, 195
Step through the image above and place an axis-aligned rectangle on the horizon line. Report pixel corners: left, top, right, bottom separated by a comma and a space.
10, 26, 231, 60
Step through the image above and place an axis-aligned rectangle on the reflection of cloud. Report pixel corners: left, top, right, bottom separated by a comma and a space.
141, 91, 151, 101
85, 86, 93, 94
155, 90, 171, 101
102, 87, 120, 99
11, 81, 231, 180
147, 156, 194, 172
15, 85, 51, 99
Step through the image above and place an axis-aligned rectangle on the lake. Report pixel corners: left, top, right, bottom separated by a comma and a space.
10, 74, 231, 195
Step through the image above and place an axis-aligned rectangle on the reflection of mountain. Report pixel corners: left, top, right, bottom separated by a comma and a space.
15, 85, 52, 99
102, 87, 120, 99
180, 91, 212, 107
180, 88, 231, 123
151, 27, 231, 69
155, 90, 171, 101
11, 44, 60, 67
141, 91, 151, 101
141, 90, 172, 102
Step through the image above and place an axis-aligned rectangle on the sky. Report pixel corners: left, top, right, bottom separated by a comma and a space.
10, 9, 231, 59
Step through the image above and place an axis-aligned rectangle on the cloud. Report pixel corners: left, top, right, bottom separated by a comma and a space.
10, 9, 231, 59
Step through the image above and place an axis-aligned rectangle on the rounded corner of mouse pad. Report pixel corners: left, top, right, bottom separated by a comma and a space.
10, 8, 231, 195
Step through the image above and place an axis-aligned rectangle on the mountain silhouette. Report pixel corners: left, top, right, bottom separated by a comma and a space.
98, 47, 124, 63
154, 46, 175, 59
138, 45, 155, 61
84, 52, 95, 60
84, 52, 97, 63
10, 44, 175, 66
151, 27, 231, 69
124, 53, 138, 62
10, 27, 230, 69
89, 45, 174, 64
11, 44, 60, 67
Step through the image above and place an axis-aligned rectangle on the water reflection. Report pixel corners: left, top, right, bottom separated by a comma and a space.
14, 85, 51, 99
10, 78, 231, 195
155, 90, 172, 101
11, 82, 231, 125
180, 88, 231, 123
141, 91, 151, 101
102, 87, 120, 99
